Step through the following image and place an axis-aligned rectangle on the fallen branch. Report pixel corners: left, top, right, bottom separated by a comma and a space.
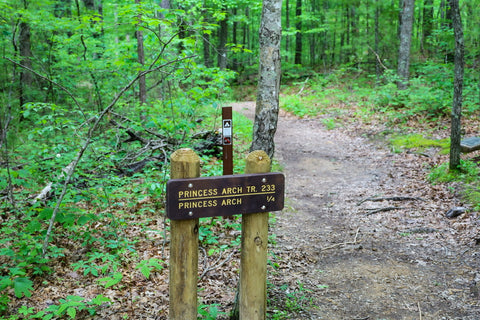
321, 228, 360, 251
365, 207, 406, 216
110, 119, 148, 144
367, 45, 389, 71
32, 182, 53, 204
40, 55, 196, 258
297, 77, 309, 95
357, 196, 424, 206
199, 247, 236, 280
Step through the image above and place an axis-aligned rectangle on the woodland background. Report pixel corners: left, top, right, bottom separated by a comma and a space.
1, 0, 480, 319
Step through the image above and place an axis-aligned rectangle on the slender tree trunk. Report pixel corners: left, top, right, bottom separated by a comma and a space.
136, 0, 146, 104
449, 0, 464, 170
251, 0, 282, 159
285, 0, 290, 62
444, 0, 454, 62
309, 0, 317, 67
422, 0, 433, 55
398, 0, 403, 38
375, 0, 381, 84
218, 16, 228, 69
339, 8, 345, 62
54, 0, 72, 17
397, 0, 415, 90
83, 0, 94, 10
294, 0, 302, 65
203, 27, 212, 68
19, 21, 32, 107
177, 2, 187, 53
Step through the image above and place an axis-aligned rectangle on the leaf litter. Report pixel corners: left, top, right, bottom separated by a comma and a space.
4, 101, 480, 319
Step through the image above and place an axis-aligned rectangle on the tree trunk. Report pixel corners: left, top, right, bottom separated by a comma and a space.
375, 0, 381, 84
203, 26, 212, 68
177, 2, 187, 53
397, 0, 415, 90
285, 0, 290, 62
294, 0, 302, 65
19, 21, 33, 107
54, 0, 72, 17
218, 15, 228, 69
231, 7, 238, 70
422, 0, 433, 55
136, 0, 146, 104
250, 0, 282, 160
449, 0, 464, 170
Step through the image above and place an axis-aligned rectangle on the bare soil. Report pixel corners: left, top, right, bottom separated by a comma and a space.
232, 102, 480, 320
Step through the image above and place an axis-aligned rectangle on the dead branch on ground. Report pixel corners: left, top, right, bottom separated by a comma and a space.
357, 196, 424, 206
199, 247, 237, 280
365, 207, 406, 216
321, 228, 361, 251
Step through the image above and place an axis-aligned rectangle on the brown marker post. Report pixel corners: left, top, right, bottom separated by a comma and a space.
169, 148, 200, 320
239, 150, 271, 320
222, 106, 233, 175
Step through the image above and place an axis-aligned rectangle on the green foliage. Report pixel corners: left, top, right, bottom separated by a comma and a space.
372, 62, 479, 122
135, 258, 165, 279
429, 160, 480, 210
321, 118, 337, 130
428, 160, 480, 184
98, 272, 123, 289
198, 303, 226, 319
2, 0, 480, 317
390, 134, 450, 154
29, 294, 111, 319
267, 280, 314, 319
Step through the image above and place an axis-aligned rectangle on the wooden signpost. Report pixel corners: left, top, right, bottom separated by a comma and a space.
222, 106, 233, 175
167, 148, 284, 320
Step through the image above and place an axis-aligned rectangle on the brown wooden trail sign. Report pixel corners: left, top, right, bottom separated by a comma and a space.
168, 148, 282, 320
166, 172, 284, 220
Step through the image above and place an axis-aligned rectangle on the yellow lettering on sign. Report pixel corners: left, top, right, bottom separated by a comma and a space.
178, 199, 218, 209
246, 185, 256, 193
178, 188, 218, 199
221, 187, 243, 195
221, 198, 242, 206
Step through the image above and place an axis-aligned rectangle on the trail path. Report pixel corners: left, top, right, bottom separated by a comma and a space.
232, 102, 480, 320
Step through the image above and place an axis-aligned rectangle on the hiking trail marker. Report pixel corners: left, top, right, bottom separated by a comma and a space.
167, 172, 284, 220
222, 106, 233, 175
167, 148, 284, 320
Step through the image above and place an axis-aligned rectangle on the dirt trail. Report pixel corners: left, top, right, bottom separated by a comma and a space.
232, 102, 480, 320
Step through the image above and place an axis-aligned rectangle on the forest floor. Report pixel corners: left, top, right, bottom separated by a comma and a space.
6, 101, 480, 320
232, 101, 480, 320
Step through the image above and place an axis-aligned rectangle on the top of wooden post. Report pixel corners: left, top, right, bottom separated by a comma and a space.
170, 148, 200, 179
245, 150, 271, 174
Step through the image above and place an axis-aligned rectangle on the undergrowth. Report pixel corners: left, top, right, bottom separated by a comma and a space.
429, 160, 480, 210
279, 62, 480, 212
0, 98, 254, 319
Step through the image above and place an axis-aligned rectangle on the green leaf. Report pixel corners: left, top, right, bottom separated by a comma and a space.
0, 277, 13, 290
77, 214, 93, 226
13, 277, 33, 298
27, 219, 42, 232
90, 294, 111, 306
39, 208, 53, 220
67, 306, 76, 318
98, 272, 123, 288
139, 265, 150, 279
18, 305, 35, 315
